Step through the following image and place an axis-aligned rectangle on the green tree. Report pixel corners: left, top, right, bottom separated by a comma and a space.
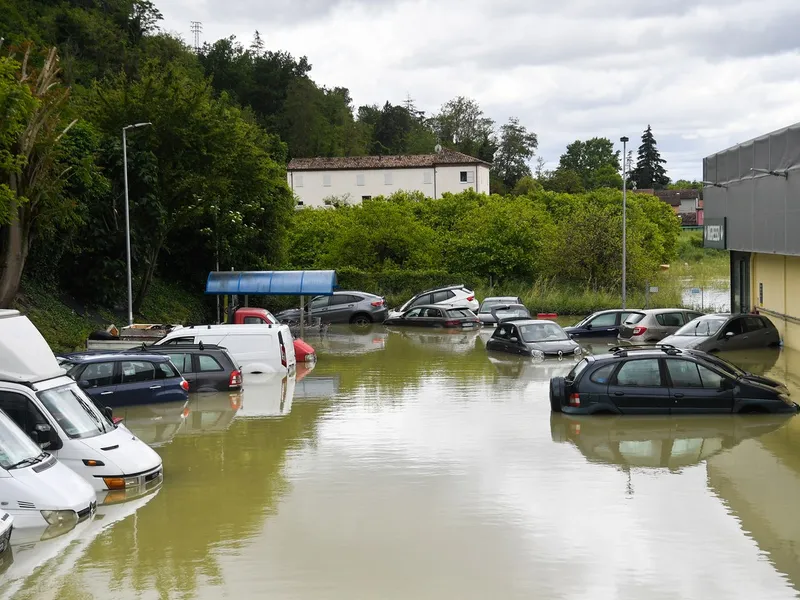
493, 117, 538, 190
668, 179, 702, 191
558, 137, 621, 190
512, 176, 544, 196
630, 125, 670, 190
540, 169, 584, 193
370, 102, 412, 155
432, 96, 496, 161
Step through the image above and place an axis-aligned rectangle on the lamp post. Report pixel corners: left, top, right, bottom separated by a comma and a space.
122, 122, 152, 327
620, 136, 629, 309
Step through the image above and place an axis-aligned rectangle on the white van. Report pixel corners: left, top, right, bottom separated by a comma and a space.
155, 323, 297, 375
0, 310, 163, 493
0, 510, 12, 555
0, 407, 97, 531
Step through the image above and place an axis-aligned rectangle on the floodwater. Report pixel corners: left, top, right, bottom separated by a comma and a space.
4, 326, 800, 599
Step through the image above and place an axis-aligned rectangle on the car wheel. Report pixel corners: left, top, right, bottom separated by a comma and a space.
549, 377, 565, 413
349, 314, 373, 327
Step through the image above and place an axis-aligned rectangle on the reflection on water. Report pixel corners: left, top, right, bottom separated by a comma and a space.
7, 325, 800, 599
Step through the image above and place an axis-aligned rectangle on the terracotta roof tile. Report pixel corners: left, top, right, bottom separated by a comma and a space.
287, 148, 491, 171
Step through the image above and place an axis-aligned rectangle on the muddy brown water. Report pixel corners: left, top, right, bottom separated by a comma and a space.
4, 326, 800, 599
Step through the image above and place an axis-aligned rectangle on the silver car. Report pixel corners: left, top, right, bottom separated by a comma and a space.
661, 313, 781, 352
618, 308, 705, 343
275, 291, 388, 326
478, 296, 524, 326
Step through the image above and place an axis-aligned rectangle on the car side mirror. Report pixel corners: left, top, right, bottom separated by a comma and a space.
510, 337, 519, 343
721, 378, 735, 390
569, 334, 575, 339
78, 380, 91, 389
103, 406, 114, 421
584, 324, 592, 330
725, 331, 735, 339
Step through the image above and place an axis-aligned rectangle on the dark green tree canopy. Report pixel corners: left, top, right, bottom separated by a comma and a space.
630, 125, 670, 190
557, 137, 621, 190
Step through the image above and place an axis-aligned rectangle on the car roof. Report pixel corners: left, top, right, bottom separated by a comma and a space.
415, 284, 467, 295
136, 343, 225, 351
61, 352, 171, 363
491, 303, 527, 309
482, 296, 520, 302
639, 308, 696, 314
501, 319, 558, 326
588, 345, 720, 364
410, 304, 466, 310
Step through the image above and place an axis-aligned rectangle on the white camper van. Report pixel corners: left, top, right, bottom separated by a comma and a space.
155, 323, 297, 375
0, 408, 96, 531
0, 310, 163, 493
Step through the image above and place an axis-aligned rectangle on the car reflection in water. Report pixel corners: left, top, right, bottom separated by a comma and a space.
550, 413, 794, 471
385, 327, 482, 354
1, 482, 162, 600
487, 354, 577, 383
309, 325, 389, 357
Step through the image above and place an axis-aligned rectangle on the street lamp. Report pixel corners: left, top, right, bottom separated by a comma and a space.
620, 136, 629, 309
122, 122, 152, 327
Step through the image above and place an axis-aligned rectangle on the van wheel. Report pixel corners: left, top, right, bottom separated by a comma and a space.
549, 377, 565, 413
350, 313, 372, 327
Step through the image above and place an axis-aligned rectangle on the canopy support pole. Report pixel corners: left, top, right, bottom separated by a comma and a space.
299, 295, 305, 340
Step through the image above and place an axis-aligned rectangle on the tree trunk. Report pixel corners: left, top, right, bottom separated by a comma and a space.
0, 193, 28, 309
133, 240, 163, 315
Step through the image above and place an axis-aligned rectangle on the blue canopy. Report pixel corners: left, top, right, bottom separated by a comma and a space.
205, 270, 337, 296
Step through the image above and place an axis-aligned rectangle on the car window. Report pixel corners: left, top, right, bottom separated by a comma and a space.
666, 360, 703, 388
310, 296, 329, 310
493, 324, 513, 339
567, 358, 590, 381
409, 293, 433, 308
156, 362, 180, 379
448, 308, 472, 318
744, 316, 765, 333
614, 359, 662, 387
168, 353, 193, 373
0, 391, 51, 443
432, 290, 455, 303
760, 317, 774, 329
697, 364, 726, 389
163, 337, 194, 345
687, 312, 704, 322
420, 308, 442, 318
720, 318, 745, 337
331, 295, 359, 305
242, 316, 264, 324
197, 355, 224, 372
590, 363, 617, 384
656, 312, 685, 327
120, 361, 156, 384
80, 362, 118, 387
589, 313, 617, 327
404, 308, 423, 318
622, 312, 646, 324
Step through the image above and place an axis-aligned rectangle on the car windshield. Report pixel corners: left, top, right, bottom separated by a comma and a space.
518, 323, 569, 342
567, 358, 589, 381
0, 410, 45, 470
674, 318, 727, 337
37, 384, 113, 440
447, 309, 473, 318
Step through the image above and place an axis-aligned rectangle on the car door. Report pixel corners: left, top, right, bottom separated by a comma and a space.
116, 359, 159, 406
307, 296, 331, 322
487, 323, 514, 353
742, 316, 774, 349
665, 358, 734, 414
606, 358, 672, 414
0, 390, 59, 450
432, 290, 456, 307
507, 324, 529, 355
425, 307, 447, 327
193, 353, 228, 392
716, 316, 749, 351
408, 293, 433, 311
584, 312, 620, 337
76, 361, 120, 406
654, 312, 686, 340
324, 295, 354, 323
165, 352, 196, 391
393, 307, 422, 326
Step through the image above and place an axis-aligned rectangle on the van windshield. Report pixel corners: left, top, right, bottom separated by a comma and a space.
0, 409, 45, 470
37, 385, 113, 440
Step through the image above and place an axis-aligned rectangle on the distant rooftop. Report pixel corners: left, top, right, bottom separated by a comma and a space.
287, 147, 491, 171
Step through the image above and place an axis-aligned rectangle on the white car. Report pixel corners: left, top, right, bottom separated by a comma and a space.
388, 285, 479, 319
0, 310, 163, 495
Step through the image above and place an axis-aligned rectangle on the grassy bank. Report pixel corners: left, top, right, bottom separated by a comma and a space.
15, 278, 210, 352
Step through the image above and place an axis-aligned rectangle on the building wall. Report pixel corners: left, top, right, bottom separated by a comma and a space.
287, 164, 490, 207
751, 253, 800, 350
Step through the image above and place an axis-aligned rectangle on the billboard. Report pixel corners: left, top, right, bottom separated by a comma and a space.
704, 217, 727, 250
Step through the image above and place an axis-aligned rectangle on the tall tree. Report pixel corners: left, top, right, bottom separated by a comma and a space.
493, 117, 538, 190
630, 125, 670, 190
557, 137, 621, 190
370, 102, 412, 155
432, 96, 496, 160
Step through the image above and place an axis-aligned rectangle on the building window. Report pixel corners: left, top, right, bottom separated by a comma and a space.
295, 174, 304, 188
323, 173, 332, 187
362, 195, 372, 201
460, 171, 468, 183
297, 201, 304, 206
460, 171, 474, 184
424, 171, 433, 185
384, 171, 393, 185
356, 173, 365, 186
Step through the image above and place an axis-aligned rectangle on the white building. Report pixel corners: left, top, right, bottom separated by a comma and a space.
286, 148, 491, 207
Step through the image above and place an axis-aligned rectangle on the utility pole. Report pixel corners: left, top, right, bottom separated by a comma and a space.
620, 136, 629, 309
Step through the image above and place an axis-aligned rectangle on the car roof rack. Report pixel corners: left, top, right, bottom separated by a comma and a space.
417, 284, 465, 295
610, 344, 682, 357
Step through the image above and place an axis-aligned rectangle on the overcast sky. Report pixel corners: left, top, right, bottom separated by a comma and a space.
156, 0, 800, 181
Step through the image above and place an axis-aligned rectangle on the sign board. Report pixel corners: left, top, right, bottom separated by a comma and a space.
704, 217, 727, 250
649, 286, 659, 294
691, 288, 701, 295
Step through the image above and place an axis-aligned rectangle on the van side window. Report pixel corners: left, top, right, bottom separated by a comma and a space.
120, 361, 156, 384
0, 391, 50, 442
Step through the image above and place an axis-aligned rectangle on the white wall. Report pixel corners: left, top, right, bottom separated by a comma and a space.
679, 198, 697, 213
288, 164, 491, 207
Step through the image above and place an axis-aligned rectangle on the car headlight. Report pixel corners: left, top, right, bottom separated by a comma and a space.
531, 349, 545, 360
40, 509, 78, 527
574, 346, 582, 355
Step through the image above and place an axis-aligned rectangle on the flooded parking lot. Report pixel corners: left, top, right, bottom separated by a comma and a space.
4, 326, 800, 599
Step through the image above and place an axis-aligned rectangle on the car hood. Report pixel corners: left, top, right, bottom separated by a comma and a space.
78, 427, 162, 475
478, 314, 496, 324
739, 373, 789, 393
527, 339, 580, 353
276, 308, 302, 320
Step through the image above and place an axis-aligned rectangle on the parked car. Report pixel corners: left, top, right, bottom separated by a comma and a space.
384, 305, 480, 329
276, 291, 388, 326
549, 345, 799, 415
478, 296, 523, 326
564, 309, 650, 338
59, 353, 190, 407
388, 285, 479, 319
0, 407, 97, 531
0, 310, 163, 493
489, 304, 531, 324
154, 323, 297, 375
617, 308, 705, 343
660, 313, 781, 353
486, 319, 582, 359
125, 344, 242, 393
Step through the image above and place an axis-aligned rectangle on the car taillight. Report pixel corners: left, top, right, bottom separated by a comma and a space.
569, 393, 581, 407
180, 380, 190, 392
445, 320, 460, 326
632, 326, 648, 336
467, 296, 475, 302
229, 370, 242, 387
371, 300, 384, 307
280, 341, 287, 368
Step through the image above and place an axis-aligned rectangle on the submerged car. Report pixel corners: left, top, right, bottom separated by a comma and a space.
617, 308, 705, 343
549, 345, 799, 415
489, 304, 531, 324
660, 313, 781, 353
564, 310, 648, 338
275, 291, 388, 326
486, 319, 582, 359
388, 285, 479, 319
478, 296, 524, 326
384, 304, 480, 329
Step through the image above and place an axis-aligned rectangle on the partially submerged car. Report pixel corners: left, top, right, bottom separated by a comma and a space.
617, 308, 705, 343
384, 305, 480, 329
486, 319, 582, 359
489, 304, 531, 324
549, 345, 799, 415
660, 313, 781, 353
564, 310, 647, 338
477, 296, 523, 326
388, 285, 479, 319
